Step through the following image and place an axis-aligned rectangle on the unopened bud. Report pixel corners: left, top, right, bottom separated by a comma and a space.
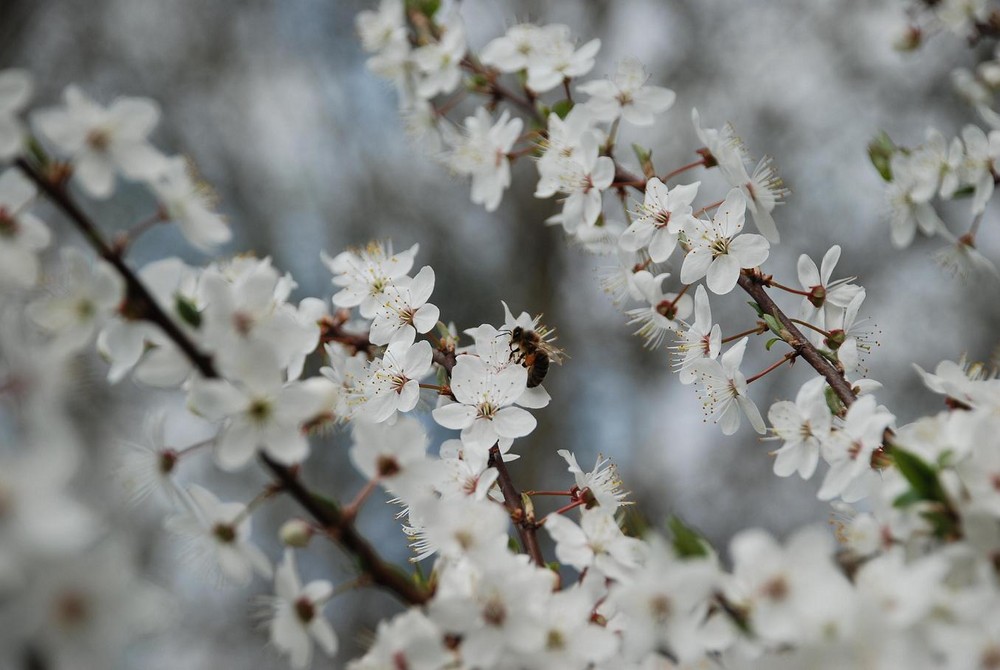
280, 519, 314, 548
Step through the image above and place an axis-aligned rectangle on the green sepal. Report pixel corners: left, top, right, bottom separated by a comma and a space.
824, 386, 845, 415
551, 99, 574, 119
175, 295, 202, 329
632, 143, 655, 178
868, 131, 897, 182
668, 515, 710, 559
25, 136, 50, 169
762, 314, 783, 336
891, 447, 949, 505
406, 0, 441, 18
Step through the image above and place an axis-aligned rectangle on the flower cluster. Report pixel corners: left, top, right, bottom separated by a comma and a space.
2, 1, 1000, 669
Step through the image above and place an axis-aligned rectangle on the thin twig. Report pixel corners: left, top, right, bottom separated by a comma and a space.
16, 157, 430, 606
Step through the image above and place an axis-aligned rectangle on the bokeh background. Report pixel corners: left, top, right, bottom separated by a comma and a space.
2, 0, 999, 667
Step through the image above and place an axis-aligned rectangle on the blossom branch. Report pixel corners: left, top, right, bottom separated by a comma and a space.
15, 156, 431, 606
488, 444, 546, 566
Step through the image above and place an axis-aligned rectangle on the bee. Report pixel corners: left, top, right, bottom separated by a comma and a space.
508, 324, 565, 388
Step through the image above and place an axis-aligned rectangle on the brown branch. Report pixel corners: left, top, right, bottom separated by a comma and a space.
737, 271, 857, 408
489, 445, 546, 566
261, 455, 429, 604
15, 158, 216, 377
16, 157, 430, 606
611, 161, 859, 409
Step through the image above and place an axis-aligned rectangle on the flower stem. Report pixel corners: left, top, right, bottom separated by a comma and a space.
721, 322, 767, 344
659, 158, 706, 182
16, 156, 431, 607
789, 318, 830, 337
767, 280, 811, 297
693, 199, 724, 217
746, 352, 797, 384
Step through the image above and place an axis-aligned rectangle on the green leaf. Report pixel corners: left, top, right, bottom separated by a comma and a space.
406, 0, 441, 18
868, 131, 897, 182
824, 386, 845, 415
765, 337, 781, 351
950, 184, 975, 199
175, 295, 202, 329
619, 506, 650, 538
762, 314, 783, 335
892, 489, 924, 508
551, 99, 574, 119
920, 509, 959, 539
892, 447, 948, 504
632, 143, 655, 178
25, 136, 50, 168
747, 301, 764, 318
668, 515, 709, 558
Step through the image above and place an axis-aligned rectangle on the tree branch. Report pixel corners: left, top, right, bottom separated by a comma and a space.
16, 157, 430, 606
489, 445, 546, 566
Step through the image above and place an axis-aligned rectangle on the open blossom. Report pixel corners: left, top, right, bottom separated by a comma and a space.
432, 353, 536, 453
544, 507, 646, 581
368, 265, 439, 346
725, 526, 854, 646
767, 377, 832, 480
691, 337, 765, 435
356, 339, 433, 423
824, 289, 871, 374
795, 245, 863, 327
412, 22, 466, 99
33, 86, 166, 198
347, 610, 450, 670
535, 131, 614, 232
114, 411, 185, 510
147, 156, 231, 252
0, 168, 50, 288
818, 395, 894, 502
0, 69, 32, 159
324, 241, 418, 318
693, 109, 785, 242
481, 23, 547, 72
355, 0, 406, 53
578, 57, 676, 126
557, 449, 628, 512
27, 246, 124, 354
268, 550, 338, 669
525, 25, 600, 93
187, 354, 327, 470
957, 124, 1000, 214
680, 188, 770, 295
671, 285, 721, 385
447, 108, 522, 212
609, 536, 718, 663
619, 178, 698, 262
885, 154, 944, 248
625, 270, 693, 349
166, 485, 271, 586
350, 406, 431, 494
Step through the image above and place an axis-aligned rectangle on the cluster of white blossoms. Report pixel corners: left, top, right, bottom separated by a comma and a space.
871, 124, 1000, 278
2, 1, 1000, 668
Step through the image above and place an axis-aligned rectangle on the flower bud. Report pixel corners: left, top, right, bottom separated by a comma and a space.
280, 519, 314, 548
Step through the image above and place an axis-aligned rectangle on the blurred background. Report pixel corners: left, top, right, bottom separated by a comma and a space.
2, 0, 999, 667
